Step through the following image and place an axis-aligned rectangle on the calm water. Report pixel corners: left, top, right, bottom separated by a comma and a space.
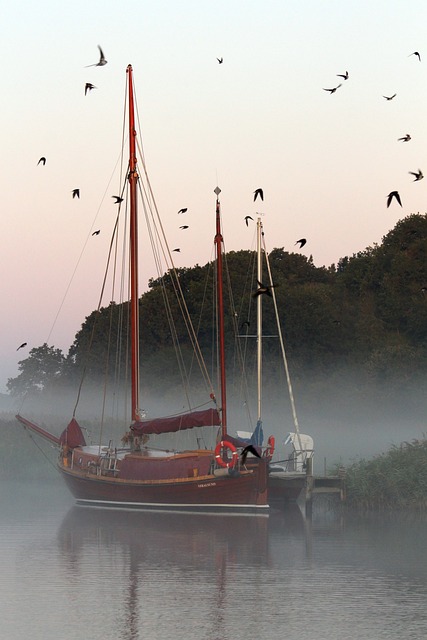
1, 481, 426, 640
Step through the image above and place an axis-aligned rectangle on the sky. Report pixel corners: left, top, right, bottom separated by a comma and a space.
2, 0, 427, 393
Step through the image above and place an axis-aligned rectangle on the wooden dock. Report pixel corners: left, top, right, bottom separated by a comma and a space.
304, 459, 346, 516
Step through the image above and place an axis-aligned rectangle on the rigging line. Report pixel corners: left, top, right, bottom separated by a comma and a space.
23, 429, 58, 473
72, 211, 122, 418
188, 254, 213, 380
239, 240, 257, 405
45, 149, 127, 348
261, 230, 303, 449
134, 139, 215, 395
112, 197, 128, 421
222, 237, 254, 430
142, 195, 194, 409
136, 176, 215, 397
132, 85, 216, 397
100, 178, 130, 434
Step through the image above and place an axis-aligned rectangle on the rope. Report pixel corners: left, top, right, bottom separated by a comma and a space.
22, 428, 58, 473
261, 228, 303, 452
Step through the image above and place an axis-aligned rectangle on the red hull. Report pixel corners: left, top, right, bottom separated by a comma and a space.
58, 458, 269, 513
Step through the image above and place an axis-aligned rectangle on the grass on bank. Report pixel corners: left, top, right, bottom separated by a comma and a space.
344, 438, 427, 510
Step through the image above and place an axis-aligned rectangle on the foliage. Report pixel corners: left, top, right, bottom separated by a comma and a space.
6, 213, 427, 399
344, 438, 427, 510
6, 344, 65, 397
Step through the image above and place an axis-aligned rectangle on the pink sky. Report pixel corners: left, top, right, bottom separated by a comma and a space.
2, 0, 427, 392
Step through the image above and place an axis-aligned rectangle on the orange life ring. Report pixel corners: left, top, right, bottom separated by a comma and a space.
264, 435, 276, 458
214, 440, 239, 469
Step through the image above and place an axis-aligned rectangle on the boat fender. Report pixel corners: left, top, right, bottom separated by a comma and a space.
263, 435, 275, 458
214, 440, 238, 469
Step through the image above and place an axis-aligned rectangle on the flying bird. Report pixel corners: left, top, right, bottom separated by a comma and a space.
337, 71, 349, 80
323, 84, 342, 94
37, 157, 46, 166
179, 225, 189, 229
241, 444, 261, 465
253, 188, 263, 202
92, 230, 100, 236
173, 248, 181, 252
16, 342, 27, 351
398, 134, 411, 142
383, 94, 396, 100
217, 57, 223, 64
72, 188, 80, 199
85, 83, 96, 95
253, 280, 276, 298
409, 169, 423, 181
295, 238, 307, 248
244, 215, 254, 226
409, 51, 421, 61
112, 195, 123, 204
240, 320, 250, 330
86, 45, 107, 67
387, 191, 402, 207
177, 208, 188, 214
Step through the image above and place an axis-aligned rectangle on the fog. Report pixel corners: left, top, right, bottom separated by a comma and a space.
2, 364, 426, 472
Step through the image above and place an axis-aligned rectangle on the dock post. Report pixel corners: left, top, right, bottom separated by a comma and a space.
305, 457, 314, 518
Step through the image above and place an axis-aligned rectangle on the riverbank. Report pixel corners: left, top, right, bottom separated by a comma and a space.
344, 438, 427, 510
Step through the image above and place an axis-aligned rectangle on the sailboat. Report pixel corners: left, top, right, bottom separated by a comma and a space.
15, 65, 268, 513
236, 217, 314, 503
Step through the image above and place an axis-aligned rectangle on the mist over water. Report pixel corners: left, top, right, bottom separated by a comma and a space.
2, 361, 426, 471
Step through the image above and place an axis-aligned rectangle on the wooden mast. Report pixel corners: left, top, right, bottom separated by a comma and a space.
256, 217, 262, 423
214, 187, 227, 436
127, 64, 140, 422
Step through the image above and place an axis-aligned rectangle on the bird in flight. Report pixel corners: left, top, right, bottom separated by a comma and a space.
92, 230, 100, 236
253, 188, 263, 202
85, 83, 96, 95
217, 57, 223, 64
240, 320, 250, 330
173, 248, 181, 252
244, 216, 254, 226
241, 444, 261, 465
179, 225, 189, 230
253, 280, 276, 298
295, 238, 307, 248
398, 134, 411, 142
323, 84, 342, 94
16, 342, 27, 351
337, 71, 349, 80
38, 157, 46, 166
112, 195, 123, 204
383, 94, 396, 100
72, 189, 80, 199
409, 51, 421, 61
409, 169, 423, 181
86, 45, 107, 67
387, 191, 402, 207
177, 208, 188, 214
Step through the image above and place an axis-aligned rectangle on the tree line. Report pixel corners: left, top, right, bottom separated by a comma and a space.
7, 213, 427, 401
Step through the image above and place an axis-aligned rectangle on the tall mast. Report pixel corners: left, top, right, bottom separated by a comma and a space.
257, 218, 262, 422
127, 64, 140, 422
214, 187, 227, 436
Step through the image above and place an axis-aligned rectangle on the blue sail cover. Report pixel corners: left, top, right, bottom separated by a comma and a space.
249, 419, 264, 447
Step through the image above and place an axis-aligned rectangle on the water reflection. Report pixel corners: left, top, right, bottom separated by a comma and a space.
57, 505, 306, 639
4, 482, 427, 640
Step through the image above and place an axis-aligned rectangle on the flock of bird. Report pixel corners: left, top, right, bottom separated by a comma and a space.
35, 47, 126, 243
27, 47, 331, 354
323, 52, 424, 210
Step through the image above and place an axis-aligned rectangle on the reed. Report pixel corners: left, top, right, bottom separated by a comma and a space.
344, 438, 427, 510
